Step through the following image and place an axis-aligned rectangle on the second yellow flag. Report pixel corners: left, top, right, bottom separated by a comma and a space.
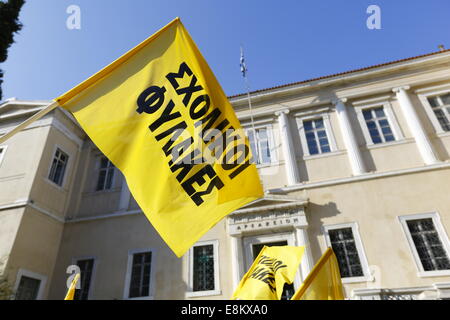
232, 246, 305, 300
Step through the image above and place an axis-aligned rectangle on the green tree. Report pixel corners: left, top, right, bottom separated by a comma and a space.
0, 274, 14, 300
0, 0, 25, 101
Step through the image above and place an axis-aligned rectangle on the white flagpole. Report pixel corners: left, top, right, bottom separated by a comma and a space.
0, 100, 60, 144
240, 46, 260, 164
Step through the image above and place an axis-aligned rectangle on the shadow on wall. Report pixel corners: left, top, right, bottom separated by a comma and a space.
305, 201, 341, 262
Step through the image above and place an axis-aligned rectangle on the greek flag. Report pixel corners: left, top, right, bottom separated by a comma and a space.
240, 46, 247, 78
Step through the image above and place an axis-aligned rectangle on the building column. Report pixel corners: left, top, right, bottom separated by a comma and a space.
118, 174, 131, 211
334, 98, 367, 176
393, 86, 440, 165
295, 227, 314, 280
275, 109, 301, 185
230, 235, 244, 290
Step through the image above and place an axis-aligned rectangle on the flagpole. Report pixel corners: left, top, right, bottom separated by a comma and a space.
0, 100, 60, 144
240, 46, 260, 164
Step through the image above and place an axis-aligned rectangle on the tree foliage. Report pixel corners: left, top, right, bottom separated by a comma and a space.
0, 274, 14, 300
0, 0, 26, 101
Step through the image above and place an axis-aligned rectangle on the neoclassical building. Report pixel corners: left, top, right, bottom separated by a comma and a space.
1, 49, 450, 300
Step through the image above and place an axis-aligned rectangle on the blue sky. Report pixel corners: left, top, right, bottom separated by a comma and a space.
1, 0, 450, 101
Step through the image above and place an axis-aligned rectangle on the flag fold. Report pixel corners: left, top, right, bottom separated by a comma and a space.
232, 245, 305, 300
56, 18, 263, 257
291, 247, 345, 300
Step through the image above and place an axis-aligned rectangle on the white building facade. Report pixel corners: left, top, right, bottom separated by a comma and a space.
1, 50, 450, 300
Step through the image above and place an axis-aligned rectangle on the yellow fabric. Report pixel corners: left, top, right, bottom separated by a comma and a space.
64, 273, 80, 300
56, 18, 263, 257
232, 246, 305, 300
291, 248, 345, 300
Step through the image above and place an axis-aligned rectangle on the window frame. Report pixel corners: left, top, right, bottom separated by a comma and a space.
398, 212, 450, 278
244, 123, 278, 166
354, 101, 404, 147
186, 239, 221, 298
46, 145, 71, 188
71, 255, 98, 300
296, 113, 338, 158
13, 269, 47, 300
322, 222, 373, 284
123, 248, 156, 300
416, 85, 450, 135
0, 145, 7, 167
95, 156, 116, 192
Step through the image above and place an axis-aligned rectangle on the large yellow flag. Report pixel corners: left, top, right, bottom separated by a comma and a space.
64, 273, 80, 300
291, 247, 345, 300
232, 246, 305, 300
55, 18, 263, 257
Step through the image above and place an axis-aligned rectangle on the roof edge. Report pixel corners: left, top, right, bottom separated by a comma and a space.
228, 49, 450, 101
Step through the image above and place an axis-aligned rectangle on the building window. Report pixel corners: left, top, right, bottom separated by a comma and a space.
96, 157, 115, 191
362, 107, 395, 144
187, 240, 220, 297
399, 213, 450, 277
323, 223, 371, 283
48, 148, 69, 186
406, 218, 450, 272
15, 276, 41, 300
193, 244, 215, 291
74, 259, 95, 300
328, 228, 364, 278
303, 118, 331, 155
427, 94, 450, 132
296, 113, 337, 157
246, 127, 275, 165
128, 252, 152, 298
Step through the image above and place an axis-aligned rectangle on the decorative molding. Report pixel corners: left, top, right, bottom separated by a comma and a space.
230, 51, 450, 106
291, 106, 332, 118
28, 202, 65, 224
51, 117, 83, 149
228, 206, 308, 236
331, 98, 348, 105
268, 162, 450, 194
277, 109, 301, 184
392, 85, 411, 93
66, 209, 142, 223
334, 99, 367, 175
393, 86, 440, 164
351, 94, 393, 107
240, 116, 276, 127
351, 282, 450, 300
274, 108, 290, 116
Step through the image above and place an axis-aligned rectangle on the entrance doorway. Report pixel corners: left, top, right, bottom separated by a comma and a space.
251, 240, 295, 300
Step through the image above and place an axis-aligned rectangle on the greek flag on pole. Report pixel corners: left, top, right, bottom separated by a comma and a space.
240, 47, 247, 77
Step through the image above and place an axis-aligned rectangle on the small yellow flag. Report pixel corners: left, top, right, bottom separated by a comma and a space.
64, 273, 80, 300
232, 246, 305, 300
55, 18, 263, 257
291, 248, 345, 300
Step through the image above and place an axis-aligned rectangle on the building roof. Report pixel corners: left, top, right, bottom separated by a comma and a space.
228, 49, 450, 100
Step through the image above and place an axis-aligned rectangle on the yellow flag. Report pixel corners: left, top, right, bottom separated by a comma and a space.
232, 246, 305, 300
291, 248, 345, 300
55, 18, 263, 257
64, 273, 80, 300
